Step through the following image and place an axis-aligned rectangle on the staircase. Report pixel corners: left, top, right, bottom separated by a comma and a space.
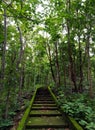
25, 88, 70, 130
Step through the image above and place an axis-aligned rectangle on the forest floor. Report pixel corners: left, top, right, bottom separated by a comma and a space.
9, 92, 33, 130
10, 111, 23, 130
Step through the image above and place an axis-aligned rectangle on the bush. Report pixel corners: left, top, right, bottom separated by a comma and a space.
0, 118, 13, 129
57, 90, 95, 130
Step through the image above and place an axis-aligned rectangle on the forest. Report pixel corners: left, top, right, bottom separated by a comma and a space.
0, 0, 95, 130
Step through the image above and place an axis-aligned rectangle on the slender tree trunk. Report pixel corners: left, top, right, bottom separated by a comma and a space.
46, 42, 56, 85
16, 24, 23, 68
66, 0, 77, 92
54, 40, 60, 87
0, 9, 7, 89
59, 45, 67, 87
86, 28, 93, 97
67, 20, 77, 91
64, 65, 67, 87
16, 22, 24, 101
1, 8, 11, 120
78, 34, 83, 92
76, 9, 83, 92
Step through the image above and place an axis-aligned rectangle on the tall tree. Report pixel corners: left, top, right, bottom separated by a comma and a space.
66, 0, 77, 91
1, 8, 7, 89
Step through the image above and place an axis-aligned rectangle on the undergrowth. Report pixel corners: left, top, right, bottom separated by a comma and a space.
0, 91, 32, 130
54, 86, 95, 130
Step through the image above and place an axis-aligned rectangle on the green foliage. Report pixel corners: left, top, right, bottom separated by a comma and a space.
0, 119, 13, 129
86, 122, 95, 130
68, 117, 83, 130
57, 90, 95, 130
0, 0, 95, 129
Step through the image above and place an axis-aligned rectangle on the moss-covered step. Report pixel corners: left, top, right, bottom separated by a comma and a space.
32, 104, 57, 107
36, 91, 50, 94
36, 94, 50, 96
35, 98, 53, 101
35, 97, 53, 99
34, 100, 55, 104
29, 110, 62, 116
31, 106, 58, 110
36, 94, 51, 96
25, 128, 70, 130
26, 116, 68, 129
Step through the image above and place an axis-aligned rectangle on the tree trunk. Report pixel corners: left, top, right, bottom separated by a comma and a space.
78, 35, 83, 92
16, 24, 23, 69
64, 65, 67, 87
86, 28, 93, 97
46, 42, 56, 85
66, 0, 77, 92
0, 9, 7, 89
54, 40, 60, 87
16, 22, 24, 101
59, 45, 67, 87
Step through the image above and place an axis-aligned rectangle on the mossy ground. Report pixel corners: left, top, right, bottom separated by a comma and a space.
30, 110, 61, 115
26, 116, 66, 126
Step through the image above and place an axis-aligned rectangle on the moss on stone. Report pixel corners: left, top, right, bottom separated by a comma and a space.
17, 88, 37, 130
30, 110, 61, 115
48, 87, 84, 130
26, 116, 66, 126
68, 116, 83, 130
33, 104, 56, 107
48, 87, 58, 104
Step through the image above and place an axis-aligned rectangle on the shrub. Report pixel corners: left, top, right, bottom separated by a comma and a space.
57, 90, 95, 130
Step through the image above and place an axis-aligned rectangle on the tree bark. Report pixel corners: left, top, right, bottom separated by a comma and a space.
54, 40, 60, 87
78, 34, 83, 92
0, 9, 7, 89
16, 23, 23, 69
46, 42, 56, 85
64, 65, 67, 87
86, 27, 93, 97
66, 0, 77, 92
16, 22, 24, 101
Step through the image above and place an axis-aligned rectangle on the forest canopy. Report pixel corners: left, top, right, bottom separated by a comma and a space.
0, 0, 95, 129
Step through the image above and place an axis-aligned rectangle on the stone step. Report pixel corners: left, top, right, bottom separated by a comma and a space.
35, 96, 52, 99
35, 98, 53, 101
32, 104, 57, 107
29, 110, 62, 117
26, 116, 68, 129
36, 93, 50, 95
36, 94, 50, 96
26, 128, 70, 130
36, 91, 50, 94
34, 101, 55, 104
31, 106, 58, 110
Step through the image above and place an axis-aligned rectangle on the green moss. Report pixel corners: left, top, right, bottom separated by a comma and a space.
48, 87, 84, 130
48, 87, 58, 104
30, 110, 61, 115
33, 104, 56, 107
26, 116, 66, 126
68, 116, 84, 130
17, 88, 37, 130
